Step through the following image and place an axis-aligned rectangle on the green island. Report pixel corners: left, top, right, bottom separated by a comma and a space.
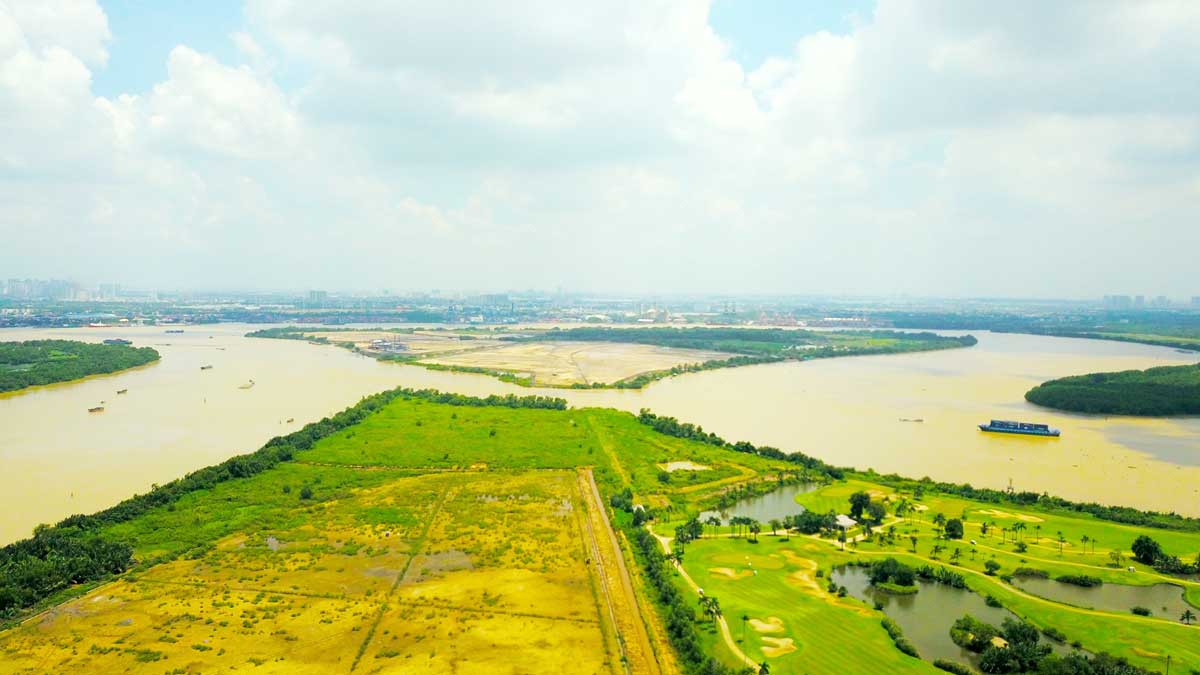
1025, 363, 1200, 416
0, 340, 160, 394
248, 325, 977, 389
2, 389, 1198, 674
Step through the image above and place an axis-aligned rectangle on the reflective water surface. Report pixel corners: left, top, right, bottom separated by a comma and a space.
1012, 576, 1197, 619
3, 326, 1198, 543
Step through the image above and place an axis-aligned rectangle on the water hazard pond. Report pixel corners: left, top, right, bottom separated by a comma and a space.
697, 482, 817, 524
832, 566, 1073, 666
1012, 576, 1197, 621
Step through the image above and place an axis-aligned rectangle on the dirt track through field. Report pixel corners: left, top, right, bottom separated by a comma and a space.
577, 468, 664, 675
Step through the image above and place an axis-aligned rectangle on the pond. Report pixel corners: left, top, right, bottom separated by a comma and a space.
833, 566, 1072, 666
1011, 576, 1198, 621
698, 482, 817, 525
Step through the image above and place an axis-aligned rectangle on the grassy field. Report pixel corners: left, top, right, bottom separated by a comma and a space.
0, 395, 798, 674
8, 389, 1199, 673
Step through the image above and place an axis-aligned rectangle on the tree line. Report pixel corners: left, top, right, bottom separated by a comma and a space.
1025, 364, 1200, 416
0, 340, 159, 393
0, 387, 567, 619
867, 473, 1200, 533
636, 409, 846, 479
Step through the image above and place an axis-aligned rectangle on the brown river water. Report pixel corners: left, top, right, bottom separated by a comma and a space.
1, 324, 1197, 543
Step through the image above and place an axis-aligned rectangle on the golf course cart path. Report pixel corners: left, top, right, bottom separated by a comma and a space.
650, 531, 759, 672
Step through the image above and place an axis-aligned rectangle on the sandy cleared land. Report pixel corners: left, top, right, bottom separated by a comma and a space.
306, 330, 509, 356
421, 341, 728, 386
0, 471, 618, 675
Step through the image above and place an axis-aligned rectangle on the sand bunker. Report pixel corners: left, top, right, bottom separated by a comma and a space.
761, 636, 797, 657
658, 461, 711, 472
750, 616, 784, 633
976, 509, 1045, 523
709, 567, 753, 580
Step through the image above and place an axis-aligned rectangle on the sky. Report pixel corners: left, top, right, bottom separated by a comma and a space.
1, 1, 1198, 298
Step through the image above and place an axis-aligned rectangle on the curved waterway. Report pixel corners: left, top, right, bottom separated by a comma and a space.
2, 326, 1198, 544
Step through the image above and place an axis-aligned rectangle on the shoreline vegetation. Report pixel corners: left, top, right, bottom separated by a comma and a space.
3, 388, 1199, 672
0, 340, 160, 394
247, 325, 978, 389
8, 387, 1197, 624
1024, 363, 1200, 416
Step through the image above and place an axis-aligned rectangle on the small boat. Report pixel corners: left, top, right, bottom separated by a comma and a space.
238, 380, 256, 390
117, 389, 128, 395
200, 365, 213, 370
286, 418, 294, 423
899, 418, 924, 423
103, 338, 132, 345
165, 329, 184, 334
88, 406, 105, 413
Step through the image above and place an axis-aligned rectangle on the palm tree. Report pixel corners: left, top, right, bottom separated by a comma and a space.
1057, 531, 1066, 555
706, 515, 722, 537
1182, 609, 1196, 625
749, 521, 762, 543
759, 662, 771, 675
741, 613, 749, 643
931, 543, 945, 559
933, 513, 947, 528
1034, 524, 1041, 543
909, 535, 918, 552
951, 548, 962, 564
768, 519, 782, 537
971, 546, 978, 561
1109, 550, 1123, 566
1081, 535, 1090, 555
1014, 522, 1027, 541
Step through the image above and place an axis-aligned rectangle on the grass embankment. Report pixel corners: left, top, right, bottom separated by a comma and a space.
1025, 363, 1200, 415
0, 340, 159, 393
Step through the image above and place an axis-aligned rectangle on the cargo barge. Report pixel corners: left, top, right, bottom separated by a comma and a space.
979, 419, 1060, 437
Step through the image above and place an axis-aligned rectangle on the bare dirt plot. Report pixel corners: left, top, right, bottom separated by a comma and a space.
0, 470, 620, 675
421, 341, 728, 386
307, 330, 509, 356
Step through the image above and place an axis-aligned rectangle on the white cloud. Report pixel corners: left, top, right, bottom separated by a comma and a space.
0, 0, 1197, 296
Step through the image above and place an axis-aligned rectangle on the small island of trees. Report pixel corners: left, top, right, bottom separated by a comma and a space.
0, 340, 160, 394
1024, 363, 1200, 416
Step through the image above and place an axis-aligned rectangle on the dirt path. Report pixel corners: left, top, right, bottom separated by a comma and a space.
578, 468, 664, 675
650, 531, 760, 672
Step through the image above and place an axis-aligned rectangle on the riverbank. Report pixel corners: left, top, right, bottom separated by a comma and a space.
1025, 363, 1200, 416
248, 325, 979, 389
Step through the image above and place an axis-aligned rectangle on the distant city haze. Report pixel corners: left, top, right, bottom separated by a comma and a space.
2, 1, 1198, 296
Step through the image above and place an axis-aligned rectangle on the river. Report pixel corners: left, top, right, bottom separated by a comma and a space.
2, 325, 1198, 544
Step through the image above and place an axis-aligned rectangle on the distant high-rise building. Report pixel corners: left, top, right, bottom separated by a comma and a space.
307, 290, 328, 308
1103, 295, 1133, 309
1192, 296, 1200, 307
1134, 295, 1145, 308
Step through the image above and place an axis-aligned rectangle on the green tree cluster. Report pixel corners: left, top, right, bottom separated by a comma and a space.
0, 340, 159, 393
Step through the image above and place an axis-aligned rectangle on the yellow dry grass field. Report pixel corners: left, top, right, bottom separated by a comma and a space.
0, 470, 619, 675
421, 341, 728, 386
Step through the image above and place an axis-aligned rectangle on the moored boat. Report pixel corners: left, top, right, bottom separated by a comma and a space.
200, 365, 213, 370
88, 406, 105, 413
117, 389, 128, 394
